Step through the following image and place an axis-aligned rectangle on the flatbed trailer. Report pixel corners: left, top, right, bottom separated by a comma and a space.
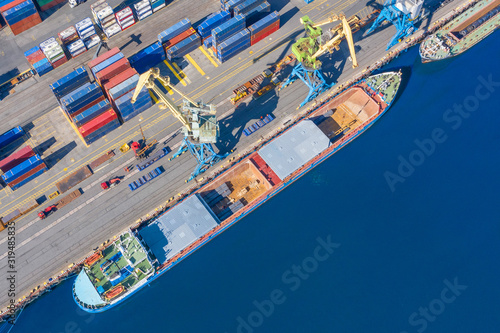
55, 189, 82, 209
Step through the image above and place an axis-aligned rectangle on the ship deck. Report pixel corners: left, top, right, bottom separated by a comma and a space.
85, 232, 153, 294
199, 160, 273, 220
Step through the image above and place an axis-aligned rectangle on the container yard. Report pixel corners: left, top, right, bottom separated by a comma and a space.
0, 0, 488, 322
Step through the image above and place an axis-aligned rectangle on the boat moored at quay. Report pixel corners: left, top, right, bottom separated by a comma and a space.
73, 70, 403, 312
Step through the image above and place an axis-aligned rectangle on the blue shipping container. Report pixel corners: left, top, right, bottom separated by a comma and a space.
166, 33, 201, 60
248, 11, 279, 35
197, 11, 230, 39
108, 74, 140, 100
84, 119, 121, 144
50, 67, 89, 99
217, 29, 250, 62
91, 53, 125, 74
23, 46, 40, 57
60, 82, 103, 112
9, 167, 48, 190
0, 126, 25, 149
1, 154, 43, 183
212, 14, 245, 46
129, 42, 165, 74
73, 100, 111, 126
224, 0, 246, 13
157, 18, 191, 44
234, 0, 265, 16
244, 1, 270, 26
203, 35, 213, 48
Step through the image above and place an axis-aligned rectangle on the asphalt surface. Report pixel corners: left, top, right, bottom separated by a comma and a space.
0, 0, 463, 312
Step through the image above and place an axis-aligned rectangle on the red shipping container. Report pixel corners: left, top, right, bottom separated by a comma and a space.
40, 0, 65, 11
95, 58, 131, 86
163, 27, 196, 51
103, 67, 137, 92
7, 163, 47, 187
88, 47, 120, 69
0, 146, 35, 172
78, 110, 118, 137
250, 21, 280, 46
0, 0, 26, 12
10, 13, 42, 35
70, 95, 106, 117
26, 49, 45, 64
52, 56, 68, 69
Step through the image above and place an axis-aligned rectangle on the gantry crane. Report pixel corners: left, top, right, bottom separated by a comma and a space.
366, 0, 424, 50
280, 13, 360, 107
131, 68, 229, 182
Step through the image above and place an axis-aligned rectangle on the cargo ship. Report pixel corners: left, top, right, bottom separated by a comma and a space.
419, 0, 500, 62
73, 70, 403, 312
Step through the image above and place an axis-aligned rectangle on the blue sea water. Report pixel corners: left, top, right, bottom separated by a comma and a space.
5, 32, 500, 333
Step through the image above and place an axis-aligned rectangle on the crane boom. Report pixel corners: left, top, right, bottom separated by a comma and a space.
131, 68, 192, 131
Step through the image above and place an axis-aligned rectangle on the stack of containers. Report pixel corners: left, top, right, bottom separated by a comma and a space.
161, 27, 196, 58
158, 18, 191, 46
115, 6, 135, 30
58, 26, 79, 46
73, 100, 113, 127
233, 0, 265, 16
0, 145, 35, 173
0, 126, 25, 150
35, 0, 65, 11
91, 1, 121, 38
40, 37, 68, 69
90, 53, 131, 87
75, 17, 101, 50
149, 0, 165, 12
129, 42, 165, 74
50, 66, 90, 100
77, 109, 120, 144
248, 11, 280, 46
60, 82, 105, 119
211, 14, 245, 54
67, 39, 87, 58
197, 10, 230, 49
243, 1, 271, 27
1, 154, 47, 190
223, 0, 246, 14
113, 83, 152, 122
134, 0, 152, 21
102, 66, 137, 100
23, 46, 52, 76
0, 0, 42, 35
166, 33, 201, 61
217, 28, 250, 63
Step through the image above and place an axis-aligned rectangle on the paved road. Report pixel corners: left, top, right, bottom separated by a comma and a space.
0, 0, 461, 312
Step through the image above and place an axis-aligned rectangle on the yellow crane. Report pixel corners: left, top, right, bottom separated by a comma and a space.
131, 67, 227, 182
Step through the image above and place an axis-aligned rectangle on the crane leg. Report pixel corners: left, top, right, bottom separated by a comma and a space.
282, 63, 333, 107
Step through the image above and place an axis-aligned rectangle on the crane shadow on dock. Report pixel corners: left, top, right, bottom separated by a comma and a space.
216, 91, 280, 154
44, 141, 77, 169
119, 34, 143, 50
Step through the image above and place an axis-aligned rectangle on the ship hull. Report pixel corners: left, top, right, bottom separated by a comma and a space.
74, 71, 403, 313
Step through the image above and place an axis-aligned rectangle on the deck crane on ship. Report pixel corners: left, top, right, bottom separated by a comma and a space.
131, 68, 229, 182
280, 13, 360, 107
366, 0, 424, 50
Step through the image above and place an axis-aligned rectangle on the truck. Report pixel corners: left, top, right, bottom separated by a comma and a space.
38, 189, 82, 220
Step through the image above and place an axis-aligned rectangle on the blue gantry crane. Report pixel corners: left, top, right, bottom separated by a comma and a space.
366, 0, 424, 50
132, 68, 228, 182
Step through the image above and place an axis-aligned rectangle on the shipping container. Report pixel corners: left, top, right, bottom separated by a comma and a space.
108, 74, 139, 100
60, 82, 103, 112
150, 0, 165, 12
0, 126, 25, 149
134, 0, 152, 21
32, 57, 53, 76
247, 10, 279, 35
197, 10, 230, 39
70, 95, 106, 117
103, 67, 138, 93
162, 27, 196, 50
91, 52, 124, 75
0, 145, 35, 172
58, 26, 78, 45
234, 0, 265, 16
166, 33, 201, 60
114, 86, 152, 121
243, 1, 270, 27
8, 165, 47, 190
129, 41, 165, 74
78, 109, 118, 137
157, 18, 191, 44
83, 118, 120, 144
7, 162, 46, 187
217, 28, 251, 62
211, 14, 245, 48
95, 58, 130, 85
88, 47, 120, 69
223, 0, 246, 13
1, 154, 44, 183
250, 19, 279, 45
73, 99, 111, 126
